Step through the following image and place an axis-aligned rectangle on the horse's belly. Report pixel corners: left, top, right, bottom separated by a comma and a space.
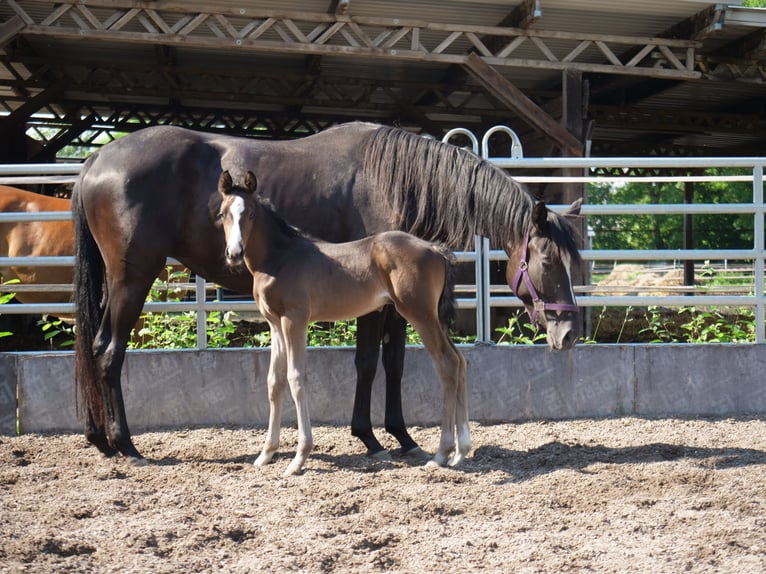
309, 290, 390, 323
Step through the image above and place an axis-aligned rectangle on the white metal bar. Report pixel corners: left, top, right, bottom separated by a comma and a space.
195, 274, 207, 350
0, 212, 72, 222
753, 163, 765, 342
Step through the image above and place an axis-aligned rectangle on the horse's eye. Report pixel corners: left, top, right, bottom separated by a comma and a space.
215, 212, 224, 221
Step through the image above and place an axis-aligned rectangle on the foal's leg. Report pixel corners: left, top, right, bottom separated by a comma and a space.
255, 323, 288, 467
409, 317, 471, 468
282, 315, 313, 476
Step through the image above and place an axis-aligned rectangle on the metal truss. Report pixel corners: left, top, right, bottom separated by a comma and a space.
5, 0, 701, 80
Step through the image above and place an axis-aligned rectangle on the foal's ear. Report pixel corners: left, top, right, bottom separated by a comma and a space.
531, 201, 548, 231
218, 170, 233, 195
244, 171, 258, 195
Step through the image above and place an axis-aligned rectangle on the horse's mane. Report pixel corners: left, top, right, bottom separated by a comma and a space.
362, 125, 581, 265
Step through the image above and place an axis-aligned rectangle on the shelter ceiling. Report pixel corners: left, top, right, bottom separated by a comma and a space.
0, 0, 765, 159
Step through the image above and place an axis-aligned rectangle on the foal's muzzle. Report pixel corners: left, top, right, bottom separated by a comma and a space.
225, 244, 244, 265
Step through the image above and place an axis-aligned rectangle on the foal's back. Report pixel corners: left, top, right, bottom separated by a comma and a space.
259, 230, 449, 324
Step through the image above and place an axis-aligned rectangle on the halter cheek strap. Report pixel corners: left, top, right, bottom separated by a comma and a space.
510, 227, 579, 328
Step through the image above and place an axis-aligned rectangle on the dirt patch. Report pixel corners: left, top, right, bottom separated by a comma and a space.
2, 418, 766, 573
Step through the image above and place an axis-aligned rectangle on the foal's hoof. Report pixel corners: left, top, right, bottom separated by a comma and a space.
448, 452, 466, 467
126, 456, 149, 467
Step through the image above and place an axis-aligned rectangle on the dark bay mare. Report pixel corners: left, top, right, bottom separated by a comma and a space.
216, 170, 469, 474
72, 121, 582, 462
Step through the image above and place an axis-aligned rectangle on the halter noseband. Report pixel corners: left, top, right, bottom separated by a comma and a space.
510, 226, 579, 328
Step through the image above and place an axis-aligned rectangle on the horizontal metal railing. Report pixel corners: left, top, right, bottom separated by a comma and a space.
1, 141, 765, 344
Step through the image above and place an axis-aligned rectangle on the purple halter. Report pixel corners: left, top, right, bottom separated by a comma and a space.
510, 226, 579, 328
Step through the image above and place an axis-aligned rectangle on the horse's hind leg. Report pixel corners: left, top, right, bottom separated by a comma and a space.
84, 408, 117, 457
95, 270, 164, 462
407, 317, 471, 468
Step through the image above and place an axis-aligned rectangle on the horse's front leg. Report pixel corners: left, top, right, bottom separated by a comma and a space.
255, 322, 288, 467
352, 311, 386, 457
381, 308, 423, 457
282, 315, 313, 476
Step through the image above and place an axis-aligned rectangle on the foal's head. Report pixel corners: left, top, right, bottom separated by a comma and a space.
505, 200, 582, 350
216, 170, 258, 266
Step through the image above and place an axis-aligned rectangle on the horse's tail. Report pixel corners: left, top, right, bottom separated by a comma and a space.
72, 158, 106, 426
436, 245, 457, 330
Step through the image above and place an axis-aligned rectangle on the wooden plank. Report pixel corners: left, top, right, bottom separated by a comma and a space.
463, 53, 583, 156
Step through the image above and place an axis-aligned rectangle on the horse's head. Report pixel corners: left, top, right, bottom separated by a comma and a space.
216, 170, 258, 266
506, 199, 582, 350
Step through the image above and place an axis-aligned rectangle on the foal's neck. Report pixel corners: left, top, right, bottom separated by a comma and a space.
244, 203, 306, 272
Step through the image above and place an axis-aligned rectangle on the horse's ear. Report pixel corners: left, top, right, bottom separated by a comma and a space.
532, 201, 548, 231
565, 197, 582, 217
244, 171, 258, 195
218, 171, 233, 195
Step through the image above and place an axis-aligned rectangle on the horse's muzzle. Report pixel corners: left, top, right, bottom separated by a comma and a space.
225, 246, 244, 266
545, 315, 580, 350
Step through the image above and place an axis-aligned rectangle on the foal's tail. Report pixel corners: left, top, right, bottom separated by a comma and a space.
436, 245, 457, 330
72, 158, 106, 426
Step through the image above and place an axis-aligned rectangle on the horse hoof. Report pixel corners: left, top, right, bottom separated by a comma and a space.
284, 463, 304, 476
448, 452, 465, 467
370, 450, 393, 462
127, 456, 149, 467
401, 446, 431, 462
424, 459, 443, 469
254, 453, 274, 467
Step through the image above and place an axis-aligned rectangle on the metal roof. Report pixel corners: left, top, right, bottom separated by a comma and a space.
0, 0, 765, 159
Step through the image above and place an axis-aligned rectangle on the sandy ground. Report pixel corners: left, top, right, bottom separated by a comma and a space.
2, 417, 766, 573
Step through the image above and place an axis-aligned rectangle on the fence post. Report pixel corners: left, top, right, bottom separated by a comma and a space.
754, 163, 764, 343
196, 274, 207, 350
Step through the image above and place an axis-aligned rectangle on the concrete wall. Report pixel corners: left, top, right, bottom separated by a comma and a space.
2, 344, 766, 436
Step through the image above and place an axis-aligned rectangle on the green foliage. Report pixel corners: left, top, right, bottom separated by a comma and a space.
639, 305, 755, 343
495, 314, 547, 345
128, 269, 242, 349
0, 279, 20, 338
588, 169, 753, 251
37, 316, 76, 348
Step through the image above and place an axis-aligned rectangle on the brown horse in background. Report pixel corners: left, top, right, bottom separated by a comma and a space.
0, 185, 182, 332
0, 185, 73, 305
216, 170, 469, 475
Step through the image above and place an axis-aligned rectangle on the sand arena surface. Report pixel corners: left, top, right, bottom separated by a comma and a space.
2, 417, 766, 573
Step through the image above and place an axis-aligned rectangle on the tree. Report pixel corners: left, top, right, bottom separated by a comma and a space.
587, 169, 754, 251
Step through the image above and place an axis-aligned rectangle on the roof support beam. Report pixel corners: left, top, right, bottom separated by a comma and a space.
4, 3, 702, 80
0, 15, 25, 48
463, 53, 583, 156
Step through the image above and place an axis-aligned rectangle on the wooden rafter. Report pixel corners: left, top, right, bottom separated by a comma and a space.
463, 53, 583, 157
